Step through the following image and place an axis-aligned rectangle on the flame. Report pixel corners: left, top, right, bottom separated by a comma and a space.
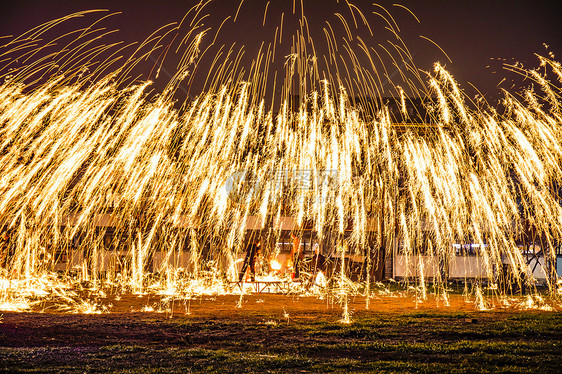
315, 271, 326, 287
270, 260, 282, 271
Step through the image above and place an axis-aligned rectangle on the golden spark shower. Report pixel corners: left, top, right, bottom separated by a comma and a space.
0, 1, 561, 315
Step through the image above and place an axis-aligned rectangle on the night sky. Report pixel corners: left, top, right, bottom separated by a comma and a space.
2, 0, 561, 101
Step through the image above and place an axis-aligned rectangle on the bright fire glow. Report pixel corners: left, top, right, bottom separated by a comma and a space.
270, 260, 282, 271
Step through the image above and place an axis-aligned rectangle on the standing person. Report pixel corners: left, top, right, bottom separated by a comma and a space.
308, 243, 327, 288
311, 243, 326, 276
290, 232, 303, 279
238, 239, 261, 282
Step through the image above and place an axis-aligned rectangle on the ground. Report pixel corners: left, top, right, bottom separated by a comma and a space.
0, 293, 561, 373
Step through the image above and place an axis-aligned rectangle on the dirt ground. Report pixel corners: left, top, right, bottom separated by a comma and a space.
1, 293, 561, 373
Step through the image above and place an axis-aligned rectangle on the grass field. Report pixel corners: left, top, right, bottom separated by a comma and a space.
0, 294, 561, 373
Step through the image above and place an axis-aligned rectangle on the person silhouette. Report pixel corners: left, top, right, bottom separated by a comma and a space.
239, 239, 261, 282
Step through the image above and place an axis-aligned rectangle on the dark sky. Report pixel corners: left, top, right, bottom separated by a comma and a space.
2, 0, 561, 101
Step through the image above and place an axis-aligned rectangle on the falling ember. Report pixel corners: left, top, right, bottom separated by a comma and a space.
0, 1, 560, 318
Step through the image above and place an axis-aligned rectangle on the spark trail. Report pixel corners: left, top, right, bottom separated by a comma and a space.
0, 2, 560, 314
